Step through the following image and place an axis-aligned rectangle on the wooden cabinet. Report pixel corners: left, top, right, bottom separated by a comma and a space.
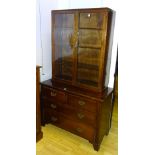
41, 8, 115, 151
36, 66, 43, 142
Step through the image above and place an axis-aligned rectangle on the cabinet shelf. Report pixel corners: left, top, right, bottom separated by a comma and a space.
78, 63, 99, 70
57, 60, 99, 71
79, 27, 103, 30
78, 46, 101, 49
77, 79, 98, 87
57, 59, 73, 65
57, 59, 99, 70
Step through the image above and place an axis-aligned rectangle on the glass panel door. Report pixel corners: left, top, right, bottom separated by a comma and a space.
77, 12, 104, 87
53, 13, 74, 81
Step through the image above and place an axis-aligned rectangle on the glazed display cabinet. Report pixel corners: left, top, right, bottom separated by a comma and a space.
41, 8, 115, 151
52, 7, 114, 92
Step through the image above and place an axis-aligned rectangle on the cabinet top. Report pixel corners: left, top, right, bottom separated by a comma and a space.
52, 7, 114, 13
40, 79, 113, 101
36, 65, 41, 69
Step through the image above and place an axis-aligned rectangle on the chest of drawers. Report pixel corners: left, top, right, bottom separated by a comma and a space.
41, 79, 113, 151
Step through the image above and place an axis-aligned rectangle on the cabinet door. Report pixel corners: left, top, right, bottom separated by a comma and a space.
53, 13, 75, 81
76, 11, 104, 87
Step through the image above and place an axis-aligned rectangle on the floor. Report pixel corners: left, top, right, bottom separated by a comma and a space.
36, 98, 118, 155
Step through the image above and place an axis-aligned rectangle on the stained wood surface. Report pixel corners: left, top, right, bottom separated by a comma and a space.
36, 98, 118, 155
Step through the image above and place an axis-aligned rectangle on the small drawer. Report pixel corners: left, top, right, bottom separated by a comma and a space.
68, 94, 97, 113
79, 12, 104, 29
58, 115, 95, 142
41, 86, 67, 103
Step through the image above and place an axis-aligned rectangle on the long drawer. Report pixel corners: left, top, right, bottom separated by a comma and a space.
60, 106, 96, 127
43, 98, 96, 126
44, 107, 95, 142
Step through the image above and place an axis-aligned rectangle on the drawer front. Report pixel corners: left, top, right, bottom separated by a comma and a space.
79, 12, 104, 29
43, 98, 96, 126
44, 106, 95, 141
59, 115, 94, 142
44, 107, 59, 124
60, 106, 96, 127
68, 94, 97, 113
43, 98, 59, 110
42, 86, 67, 103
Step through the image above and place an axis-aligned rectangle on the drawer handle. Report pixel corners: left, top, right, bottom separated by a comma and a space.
51, 91, 56, 97
77, 113, 85, 119
50, 103, 57, 109
51, 116, 58, 122
78, 100, 85, 106
76, 127, 83, 133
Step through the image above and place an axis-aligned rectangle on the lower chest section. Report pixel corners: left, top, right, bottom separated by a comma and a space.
41, 86, 99, 142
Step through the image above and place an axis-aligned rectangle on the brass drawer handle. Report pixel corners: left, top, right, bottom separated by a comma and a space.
76, 127, 83, 133
50, 103, 57, 109
51, 91, 56, 96
51, 116, 58, 122
78, 100, 85, 106
77, 113, 85, 119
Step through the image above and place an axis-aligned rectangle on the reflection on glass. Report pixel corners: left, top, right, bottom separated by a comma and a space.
54, 13, 74, 81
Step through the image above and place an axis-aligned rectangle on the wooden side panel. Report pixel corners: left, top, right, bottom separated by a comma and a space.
36, 66, 43, 142
94, 90, 113, 150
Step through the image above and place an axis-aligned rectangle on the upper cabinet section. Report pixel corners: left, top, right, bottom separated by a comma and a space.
52, 8, 114, 92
